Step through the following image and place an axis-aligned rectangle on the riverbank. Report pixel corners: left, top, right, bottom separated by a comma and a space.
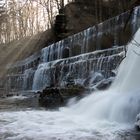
0, 95, 39, 111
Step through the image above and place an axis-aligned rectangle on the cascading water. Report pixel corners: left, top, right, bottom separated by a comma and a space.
5, 6, 140, 93
1, 29, 140, 140
68, 29, 140, 123
76, 29, 140, 124
32, 47, 124, 91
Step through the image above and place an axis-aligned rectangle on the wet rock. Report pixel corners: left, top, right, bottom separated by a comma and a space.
87, 72, 104, 86
66, 74, 75, 87
94, 77, 114, 90
62, 47, 70, 58
135, 113, 140, 131
38, 85, 85, 109
39, 87, 64, 109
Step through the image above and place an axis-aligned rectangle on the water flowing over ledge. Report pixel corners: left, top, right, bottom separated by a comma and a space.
1, 6, 140, 95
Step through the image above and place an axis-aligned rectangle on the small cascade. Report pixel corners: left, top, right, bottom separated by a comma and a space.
22, 69, 35, 91
6, 74, 24, 92
32, 63, 52, 90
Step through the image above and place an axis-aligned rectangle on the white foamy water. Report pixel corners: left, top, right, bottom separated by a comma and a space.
1, 30, 140, 140
0, 110, 133, 140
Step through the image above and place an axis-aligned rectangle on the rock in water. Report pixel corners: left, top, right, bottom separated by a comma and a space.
135, 113, 140, 131
38, 87, 64, 109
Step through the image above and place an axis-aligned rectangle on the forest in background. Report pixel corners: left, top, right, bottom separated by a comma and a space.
0, 0, 75, 44
0, 0, 135, 44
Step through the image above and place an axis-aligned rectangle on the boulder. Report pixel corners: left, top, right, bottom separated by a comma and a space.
38, 85, 85, 109
38, 87, 64, 109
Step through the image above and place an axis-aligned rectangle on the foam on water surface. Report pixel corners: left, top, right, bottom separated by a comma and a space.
0, 110, 133, 140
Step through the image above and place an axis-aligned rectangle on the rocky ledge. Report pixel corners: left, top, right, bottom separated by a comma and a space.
38, 85, 85, 109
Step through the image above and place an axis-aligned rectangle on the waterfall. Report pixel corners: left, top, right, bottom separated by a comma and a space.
1, 30, 140, 140
66, 28, 140, 124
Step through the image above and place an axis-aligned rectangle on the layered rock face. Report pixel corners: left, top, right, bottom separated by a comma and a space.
1, 6, 140, 97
